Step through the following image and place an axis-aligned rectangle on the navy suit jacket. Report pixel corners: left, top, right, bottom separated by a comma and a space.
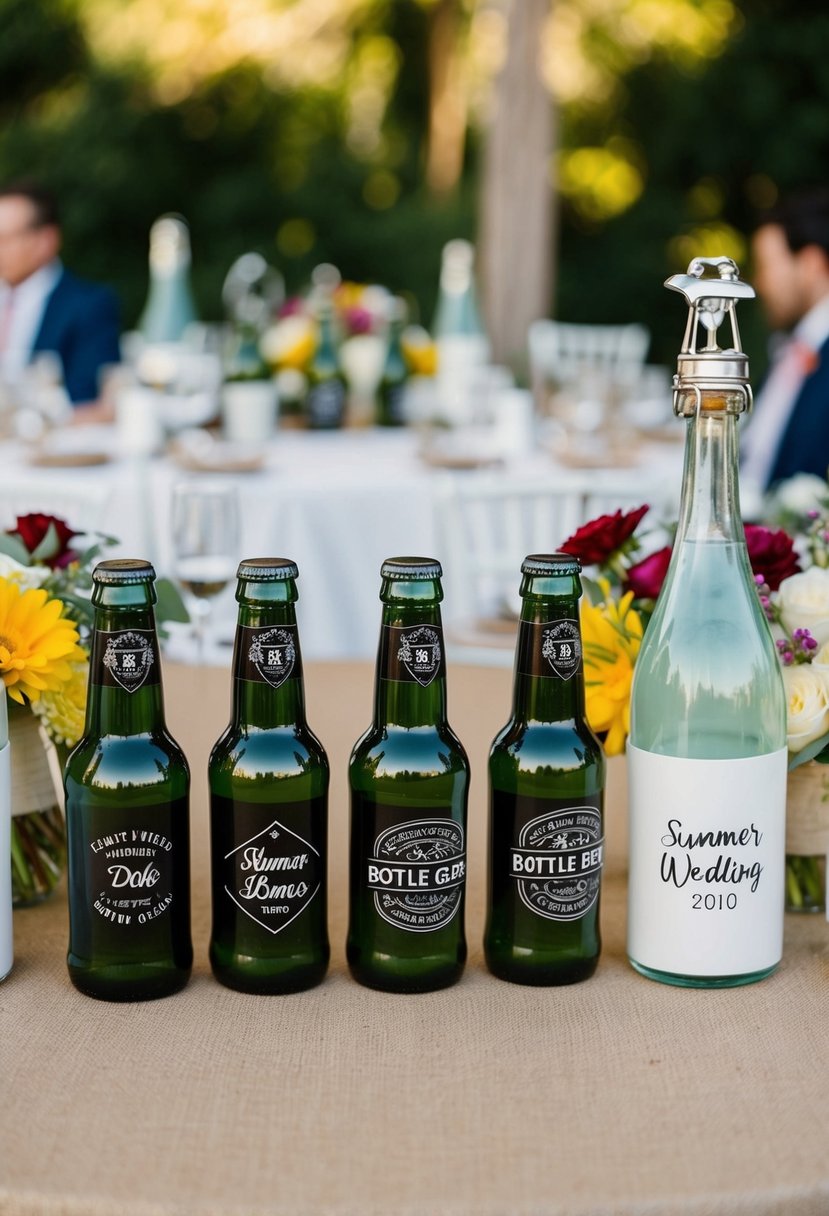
31, 268, 121, 405
766, 335, 829, 488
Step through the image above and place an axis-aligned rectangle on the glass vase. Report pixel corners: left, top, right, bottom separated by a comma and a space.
9, 708, 67, 907
785, 760, 828, 914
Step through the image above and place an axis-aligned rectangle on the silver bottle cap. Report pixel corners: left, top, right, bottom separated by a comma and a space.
665, 256, 755, 415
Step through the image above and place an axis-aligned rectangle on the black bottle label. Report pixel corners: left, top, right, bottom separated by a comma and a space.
90, 628, 160, 693
382, 624, 445, 687
503, 794, 602, 921
518, 619, 582, 681
366, 809, 465, 932
213, 796, 324, 936
88, 806, 184, 927
234, 625, 302, 688
306, 378, 345, 427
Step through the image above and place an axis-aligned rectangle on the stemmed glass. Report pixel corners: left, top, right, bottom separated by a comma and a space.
170, 481, 240, 661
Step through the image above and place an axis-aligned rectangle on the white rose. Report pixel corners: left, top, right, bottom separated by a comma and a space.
813, 640, 829, 669
777, 566, 829, 646
782, 664, 829, 753
0, 554, 49, 590
770, 473, 826, 516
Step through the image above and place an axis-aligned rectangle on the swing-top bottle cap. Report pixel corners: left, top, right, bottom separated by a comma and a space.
521, 553, 582, 577
381, 557, 443, 580
665, 255, 755, 414
93, 559, 156, 585
236, 558, 299, 582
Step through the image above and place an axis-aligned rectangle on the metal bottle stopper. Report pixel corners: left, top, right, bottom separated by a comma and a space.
665, 255, 755, 416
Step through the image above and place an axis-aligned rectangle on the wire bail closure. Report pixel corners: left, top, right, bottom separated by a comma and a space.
665, 256, 755, 416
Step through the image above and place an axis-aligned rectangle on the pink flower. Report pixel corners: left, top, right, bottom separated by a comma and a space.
560, 505, 649, 567
625, 546, 672, 600
744, 524, 800, 592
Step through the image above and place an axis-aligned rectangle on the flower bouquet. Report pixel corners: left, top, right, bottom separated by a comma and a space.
561, 503, 825, 911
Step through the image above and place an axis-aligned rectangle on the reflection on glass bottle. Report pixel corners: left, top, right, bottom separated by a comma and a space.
138, 215, 198, 345
627, 257, 787, 989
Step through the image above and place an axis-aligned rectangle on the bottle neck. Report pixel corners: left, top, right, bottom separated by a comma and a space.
86, 606, 166, 736
373, 602, 447, 728
513, 593, 586, 723
675, 406, 744, 546
230, 600, 306, 730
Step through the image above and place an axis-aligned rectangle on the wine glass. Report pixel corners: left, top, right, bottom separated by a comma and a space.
170, 481, 240, 661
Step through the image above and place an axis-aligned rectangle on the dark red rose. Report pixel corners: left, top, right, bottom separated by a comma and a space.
9, 513, 79, 569
560, 505, 649, 567
625, 546, 672, 600
744, 524, 800, 591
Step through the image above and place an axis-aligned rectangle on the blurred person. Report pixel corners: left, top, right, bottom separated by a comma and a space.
0, 181, 121, 421
742, 187, 829, 492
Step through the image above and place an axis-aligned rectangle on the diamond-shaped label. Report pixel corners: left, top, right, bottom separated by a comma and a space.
224, 818, 320, 935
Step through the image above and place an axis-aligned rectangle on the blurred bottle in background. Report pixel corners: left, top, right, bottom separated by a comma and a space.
432, 240, 490, 409
377, 296, 409, 427
138, 215, 198, 346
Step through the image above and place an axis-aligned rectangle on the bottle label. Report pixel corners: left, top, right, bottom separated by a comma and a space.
627, 744, 787, 976
306, 379, 345, 428
91, 629, 159, 693
382, 624, 445, 687
213, 796, 324, 936
366, 812, 465, 933
234, 625, 302, 688
518, 619, 582, 680
500, 793, 603, 920
87, 805, 185, 928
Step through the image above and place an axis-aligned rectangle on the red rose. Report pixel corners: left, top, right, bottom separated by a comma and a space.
625, 546, 672, 601
9, 513, 79, 569
560, 505, 649, 567
744, 524, 800, 591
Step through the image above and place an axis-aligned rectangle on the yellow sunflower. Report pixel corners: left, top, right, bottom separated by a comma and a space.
0, 579, 85, 705
32, 656, 89, 746
581, 579, 643, 756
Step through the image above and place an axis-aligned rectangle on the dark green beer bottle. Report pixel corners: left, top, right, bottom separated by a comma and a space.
208, 559, 329, 994
377, 297, 409, 427
484, 554, 605, 985
65, 560, 192, 1001
305, 293, 346, 429
347, 557, 469, 993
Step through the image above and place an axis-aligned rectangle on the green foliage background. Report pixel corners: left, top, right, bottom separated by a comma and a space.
2, 0, 828, 369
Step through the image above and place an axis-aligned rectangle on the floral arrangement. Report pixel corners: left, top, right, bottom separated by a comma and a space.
562, 501, 829, 910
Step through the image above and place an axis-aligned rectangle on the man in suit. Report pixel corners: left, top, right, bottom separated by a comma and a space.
0, 181, 121, 417
742, 187, 829, 493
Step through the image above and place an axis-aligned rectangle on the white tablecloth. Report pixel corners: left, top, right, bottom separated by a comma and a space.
0, 427, 683, 659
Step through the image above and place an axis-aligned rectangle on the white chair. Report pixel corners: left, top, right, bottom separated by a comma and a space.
434, 470, 666, 666
528, 318, 650, 402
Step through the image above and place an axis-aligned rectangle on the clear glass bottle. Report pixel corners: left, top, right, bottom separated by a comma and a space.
138, 214, 198, 344
628, 257, 787, 988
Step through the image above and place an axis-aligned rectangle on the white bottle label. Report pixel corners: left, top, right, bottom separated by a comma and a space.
0, 742, 12, 980
627, 744, 787, 977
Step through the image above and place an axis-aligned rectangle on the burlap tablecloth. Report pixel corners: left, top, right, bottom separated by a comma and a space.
1, 661, 827, 1216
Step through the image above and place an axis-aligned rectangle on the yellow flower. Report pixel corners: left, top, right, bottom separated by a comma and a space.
401, 325, 437, 376
581, 581, 643, 756
0, 579, 84, 705
259, 315, 317, 370
32, 656, 89, 746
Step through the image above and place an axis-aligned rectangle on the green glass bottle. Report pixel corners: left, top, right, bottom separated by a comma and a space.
209, 559, 329, 994
628, 257, 787, 988
305, 293, 346, 429
377, 297, 409, 427
485, 554, 605, 985
347, 557, 469, 993
65, 560, 192, 1001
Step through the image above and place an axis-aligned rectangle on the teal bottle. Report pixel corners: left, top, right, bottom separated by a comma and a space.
485, 554, 604, 985
209, 559, 329, 994
347, 558, 469, 992
138, 214, 198, 344
65, 560, 192, 1001
628, 257, 787, 988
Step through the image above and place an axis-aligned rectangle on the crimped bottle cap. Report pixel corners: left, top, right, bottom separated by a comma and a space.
92, 559, 156, 585
521, 553, 582, 577
237, 558, 299, 582
380, 557, 443, 580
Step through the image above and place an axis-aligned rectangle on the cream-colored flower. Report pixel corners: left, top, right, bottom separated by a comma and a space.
782, 664, 829, 753
31, 656, 88, 746
812, 639, 829, 669
777, 566, 829, 646
0, 554, 49, 591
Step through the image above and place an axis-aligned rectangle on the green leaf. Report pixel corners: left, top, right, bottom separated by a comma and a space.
787, 733, 829, 771
0, 533, 33, 565
30, 522, 61, 563
155, 578, 190, 624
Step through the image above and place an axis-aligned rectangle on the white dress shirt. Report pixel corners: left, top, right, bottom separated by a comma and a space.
0, 259, 62, 379
741, 292, 829, 492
